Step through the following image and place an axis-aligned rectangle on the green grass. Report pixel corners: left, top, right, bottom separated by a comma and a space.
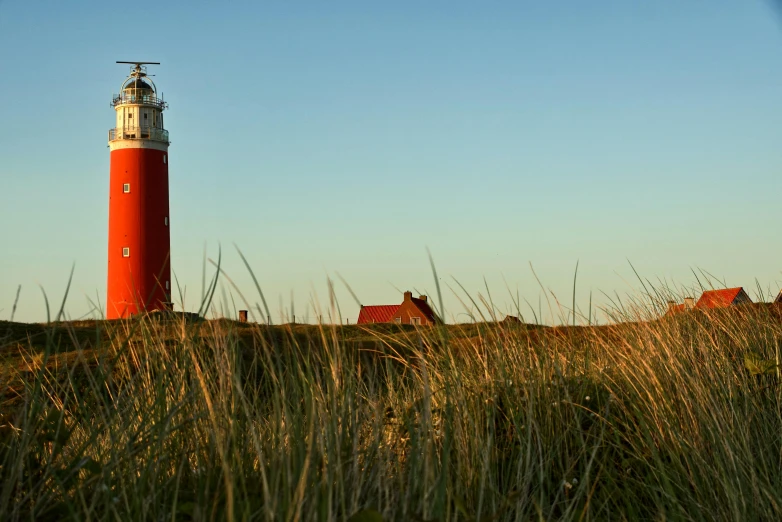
3, 298, 782, 520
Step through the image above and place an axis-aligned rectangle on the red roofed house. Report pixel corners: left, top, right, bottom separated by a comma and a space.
695, 287, 752, 309
356, 291, 439, 326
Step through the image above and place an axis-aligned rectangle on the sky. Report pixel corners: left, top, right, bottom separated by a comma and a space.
2, 0, 782, 324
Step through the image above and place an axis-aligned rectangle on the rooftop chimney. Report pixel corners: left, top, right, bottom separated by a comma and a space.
239, 310, 248, 323
404, 291, 412, 301
419, 295, 427, 302
684, 297, 695, 310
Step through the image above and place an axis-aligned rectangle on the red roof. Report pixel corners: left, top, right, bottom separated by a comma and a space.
695, 288, 745, 309
357, 305, 399, 324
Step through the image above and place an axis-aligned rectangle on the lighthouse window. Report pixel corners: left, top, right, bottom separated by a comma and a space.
123, 183, 130, 193
122, 247, 130, 257
163, 155, 167, 164
165, 281, 170, 290
164, 217, 168, 226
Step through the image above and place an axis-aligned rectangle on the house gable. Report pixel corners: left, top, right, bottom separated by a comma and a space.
391, 291, 439, 325
732, 288, 752, 305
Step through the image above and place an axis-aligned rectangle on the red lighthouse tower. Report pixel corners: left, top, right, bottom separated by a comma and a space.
106, 62, 171, 319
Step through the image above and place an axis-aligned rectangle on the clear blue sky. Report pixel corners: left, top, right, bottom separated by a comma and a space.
2, 0, 782, 324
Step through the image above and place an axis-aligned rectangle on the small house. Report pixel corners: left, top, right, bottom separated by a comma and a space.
356, 291, 439, 326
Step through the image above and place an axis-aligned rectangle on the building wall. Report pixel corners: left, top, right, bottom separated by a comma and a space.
115, 104, 164, 134
391, 292, 434, 325
107, 146, 170, 318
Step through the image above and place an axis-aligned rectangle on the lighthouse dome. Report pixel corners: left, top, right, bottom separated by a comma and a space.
123, 78, 154, 91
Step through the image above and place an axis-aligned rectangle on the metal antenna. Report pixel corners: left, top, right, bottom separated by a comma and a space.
116, 61, 160, 78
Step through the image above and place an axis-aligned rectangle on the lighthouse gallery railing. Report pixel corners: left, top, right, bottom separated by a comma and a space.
108, 127, 170, 143
111, 93, 168, 109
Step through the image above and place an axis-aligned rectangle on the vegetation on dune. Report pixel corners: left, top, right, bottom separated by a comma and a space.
2, 294, 782, 520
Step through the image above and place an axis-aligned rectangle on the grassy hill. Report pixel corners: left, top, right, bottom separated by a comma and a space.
2, 306, 782, 520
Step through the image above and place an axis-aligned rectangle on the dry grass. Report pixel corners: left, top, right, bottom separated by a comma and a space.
2, 300, 782, 521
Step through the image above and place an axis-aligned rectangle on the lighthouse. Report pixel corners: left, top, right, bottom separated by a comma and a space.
106, 62, 171, 319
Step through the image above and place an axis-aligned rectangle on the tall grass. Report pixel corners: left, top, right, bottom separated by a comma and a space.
2, 291, 782, 520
